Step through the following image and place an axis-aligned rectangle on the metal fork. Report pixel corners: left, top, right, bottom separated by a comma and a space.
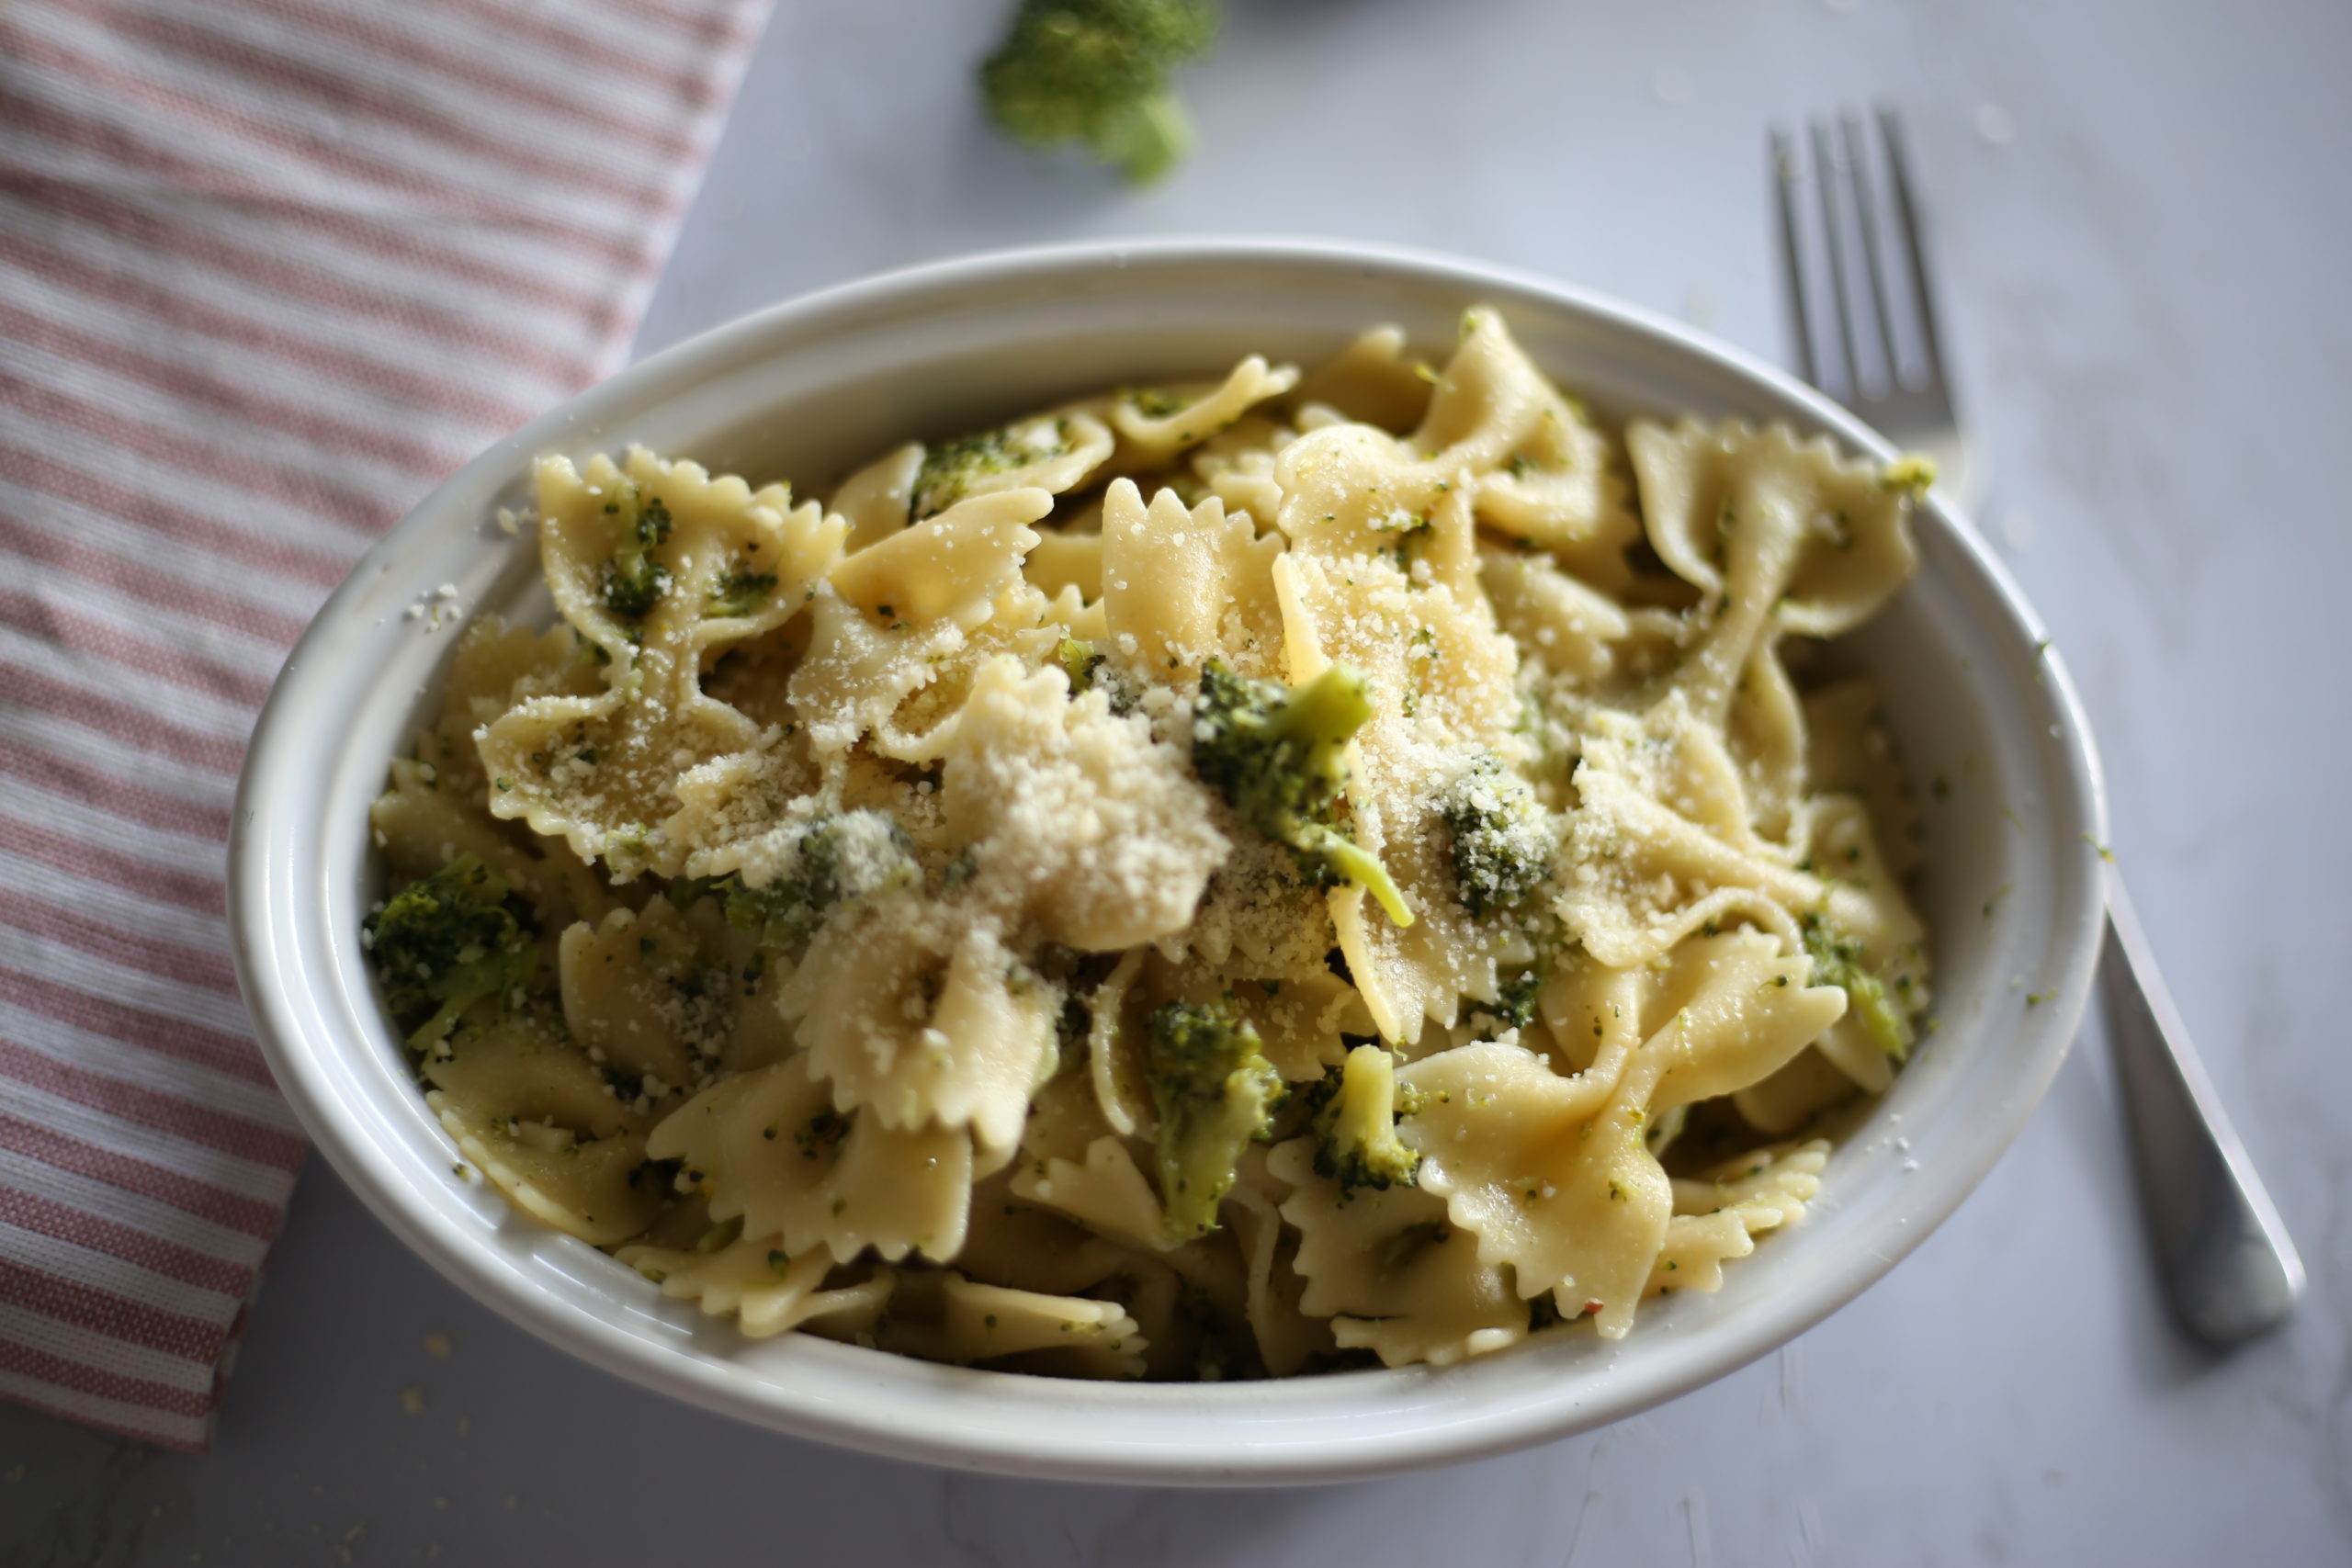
1771, 107, 2303, 1346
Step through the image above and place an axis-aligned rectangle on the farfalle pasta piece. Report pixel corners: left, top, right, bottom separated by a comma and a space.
1290, 324, 1432, 434
954, 1174, 1133, 1296
645, 1054, 974, 1264
1224, 1179, 1332, 1378
907, 412, 1113, 522
1401, 933, 1841, 1337
778, 898, 1057, 1156
478, 448, 844, 878
1731, 1046, 1860, 1134
1024, 528, 1102, 603
880, 578, 1087, 752
422, 1016, 659, 1246
1105, 355, 1300, 471
1183, 412, 1295, 527
1208, 965, 1371, 1083
1643, 1212, 1754, 1298
556, 899, 730, 1101
1418, 309, 1642, 585
780, 493, 1063, 775
1100, 479, 1287, 680
1647, 1141, 1832, 1297
1557, 694, 1920, 976
1269, 1136, 1526, 1368
1727, 637, 1809, 843
829, 486, 1052, 632
1010, 1134, 1171, 1255
1675, 1138, 1829, 1227
1268, 510, 1521, 1043
940, 654, 1229, 951
662, 725, 824, 870
617, 1234, 894, 1338
1270, 418, 1454, 568
1477, 544, 1641, 688
1264, 422, 1530, 1045
1623, 931, 1849, 1112
1398, 1036, 1662, 1335
374, 616, 616, 926
937, 1272, 1146, 1378
1630, 417, 1918, 718
783, 589, 969, 764
418, 616, 603, 798
831, 442, 922, 549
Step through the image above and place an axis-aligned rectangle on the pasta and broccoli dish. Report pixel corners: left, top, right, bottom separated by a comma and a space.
364, 308, 1932, 1380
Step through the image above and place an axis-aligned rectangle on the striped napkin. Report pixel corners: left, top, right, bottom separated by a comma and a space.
0, 0, 770, 1451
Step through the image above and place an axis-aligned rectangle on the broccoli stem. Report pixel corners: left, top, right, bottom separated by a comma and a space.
1095, 89, 1191, 185
1297, 825, 1413, 927
1270, 661, 1374, 761
1801, 913, 1912, 1060
1309, 1043, 1422, 1196
1145, 998, 1284, 1240
1189, 659, 1414, 926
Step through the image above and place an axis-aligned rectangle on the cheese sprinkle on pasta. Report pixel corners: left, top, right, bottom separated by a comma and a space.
366, 310, 1931, 1379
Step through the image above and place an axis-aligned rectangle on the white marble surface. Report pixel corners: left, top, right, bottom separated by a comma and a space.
6, 0, 2348, 1561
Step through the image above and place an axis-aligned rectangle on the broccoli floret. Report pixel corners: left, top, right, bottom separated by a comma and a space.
980, 0, 1219, 185
598, 481, 673, 620
1056, 636, 1107, 694
671, 812, 918, 948
1124, 386, 1190, 419
1307, 1043, 1423, 1198
1144, 997, 1285, 1240
910, 417, 1072, 520
1878, 454, 1938, 496
1189, 659, 1413, 925
1439, 755, 1554, 918
365, 854, 537, 1051
706, 561, 777, 618
1466, 959, 1546, 1039
1801, 912, 1912, 1060
1053, 637, 1138, 714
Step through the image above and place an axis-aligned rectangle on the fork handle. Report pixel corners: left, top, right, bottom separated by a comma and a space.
2099, 874, 2304, 1344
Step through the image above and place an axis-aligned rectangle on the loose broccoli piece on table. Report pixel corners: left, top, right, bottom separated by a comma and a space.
670, 812, 919, 948
1438, 754, 1554, 918
1307, 1043, 1423, 1199
598, 480, 673, 620
365, 854, 537, 1051
1145, 997, 1285, 1240
1189, 659, 1413, 925
1801, 912, 1912, 1060
980, 0, 1220, 186
910, 417, 1072, 520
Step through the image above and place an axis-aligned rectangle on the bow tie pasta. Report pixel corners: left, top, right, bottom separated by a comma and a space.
365, 308, 1935, 1381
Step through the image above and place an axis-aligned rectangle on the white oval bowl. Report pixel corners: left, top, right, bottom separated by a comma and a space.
230, 239, 2106, 1486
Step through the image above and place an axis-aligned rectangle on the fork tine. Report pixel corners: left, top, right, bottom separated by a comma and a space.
1807, 118, 1863, 393
1874, 105, 1948, 386
1841, 107, 1903, 388
1769, 126, 1818, 389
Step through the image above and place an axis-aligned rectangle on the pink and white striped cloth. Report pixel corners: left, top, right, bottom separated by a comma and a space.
0, 0, 770, 1451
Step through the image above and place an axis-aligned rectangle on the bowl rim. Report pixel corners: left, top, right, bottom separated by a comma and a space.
229, 234, 2109, 1484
